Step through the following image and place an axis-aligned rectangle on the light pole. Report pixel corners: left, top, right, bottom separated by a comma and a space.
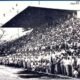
38, 1, 40, 5
0, 28, 5, 40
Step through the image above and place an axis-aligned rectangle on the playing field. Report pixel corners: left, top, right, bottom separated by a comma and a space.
0, 65, 79, 80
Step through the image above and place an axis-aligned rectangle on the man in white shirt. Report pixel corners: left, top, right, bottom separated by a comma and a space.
77, 56, 80, 77
51, 53, 56, 74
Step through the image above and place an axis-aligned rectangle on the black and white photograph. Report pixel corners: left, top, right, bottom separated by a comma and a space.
0, 1, 80, 80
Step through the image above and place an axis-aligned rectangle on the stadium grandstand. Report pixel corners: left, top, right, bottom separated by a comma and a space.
1, 6, 80, 78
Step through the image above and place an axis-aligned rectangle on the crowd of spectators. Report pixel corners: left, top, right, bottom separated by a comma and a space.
0, 14, 80, 78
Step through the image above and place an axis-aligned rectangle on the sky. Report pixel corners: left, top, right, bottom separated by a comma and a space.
0, 1, 80, 26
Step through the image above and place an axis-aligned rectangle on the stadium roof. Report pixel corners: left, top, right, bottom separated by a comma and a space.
2, 6, 76, 27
